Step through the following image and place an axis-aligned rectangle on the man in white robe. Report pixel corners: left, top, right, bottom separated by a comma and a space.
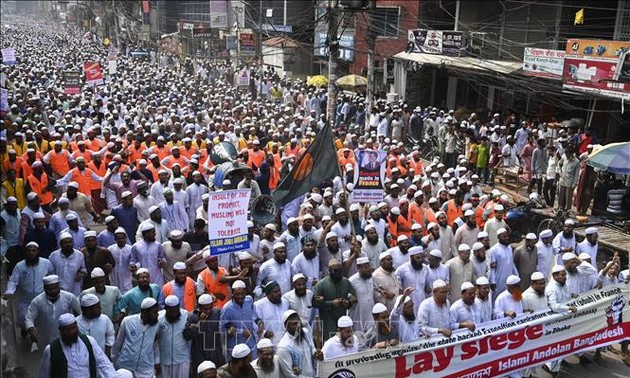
450, 282, 482, 328
493, 275, 524, 320
576, 227, 599, 268
536, 229, 554, 280
395, 247, 428, 314
349, 257, 375, 349
445, 244, 474, 304
474, 276, 493, 324
489, 228, 518, 295
254, 281, 290, 345
417, 280, 456, 337
75, 294, 115, 355
322, 316, 359, 360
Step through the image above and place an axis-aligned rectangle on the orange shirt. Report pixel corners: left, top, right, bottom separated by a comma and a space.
3, 157, 24, 178
443, 200, 462, 226
248, 149, 266, 169
27, 172, 54, 205
198, 267, 229, 309
85, 138, 104, 152
47, 149, 72, 176
68, 167, 100, 195
162, 278, 197, 312
87, 161, 107, 190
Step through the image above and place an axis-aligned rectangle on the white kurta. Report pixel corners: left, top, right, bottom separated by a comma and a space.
372, 267, 401, 311
535, 240, 554, 281
489, 243, 518, 295
417, 297, 455, 335
257, 258, 293, 294
254, 297, 289, 345
290, 253, 320, 289
349, 273, 375, 341
493, 291, 523, 319
450, 299, 482, 325
395, 262, 429, 314
76, 314, 116, 352
322, 335, 359, 360
521, 287, 548, 313
37, 335, 116, 378
475, 295, 493, 323
576, 240, 598, 267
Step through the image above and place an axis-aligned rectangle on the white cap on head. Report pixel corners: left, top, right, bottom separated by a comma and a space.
525, 233, 537, 240
494, 204, 504, 211
197, 361, 216, 373
141, 297, 157, 309
540, 229, 553, 238
287, 217, 298, 225
232, 343, 251, 359
121, 191, 133, 199
149, 205, 159, 214
273, 242, 286, 250
170, 230, 184, 240
257, 338, 274, 350
58, 197, 69, 205
408, 246, 423, 256
173, 261, 186, 270
530, 272, 545, 281
562, 252, 578, 262
506, 275, 521, 286
237, 252, 252, 261
91, 267, 105, 278
337, 315, 353, 328
114, 227, 127, 235
379, 251, 391, 260
429, 249, 443, 259
458, 244, 471, 252
356, 257, 370, 265
84, 230, 97, 239
65, 213, 78, 221
292, 273, 306, 283
60, 232, 73, 241
326, 232, 338, 240
25, 241, 39, 249
232, 280, 246, 290
552, 265, 566, 273
136, 268, 149, 276
335, 207, 346, 215
164, 295, 180, 307
476, 276, 490, 286
140, 223, 155, 232
585, 227, 598, 235
33, 212, 46, 220
265, 223, 277, 231
282, 310, 298, 326
477, 231, 489, 238
105, 215, 116, 224
578, 252, 591, 261
68, 182, 79, 189
58, 313, 76, 327
372, 303, 388, 314
397, 235, 408, 242
432, 279, 447, 290
411, 223, 422, 230
464, 209, 474, 217
497, 227, 508, 235
472, 242, 484, 251
43, 275, 59, 285
80, 293, 100, 307
304, 213, 316, 221
461, 282, 475, 291
198, 294, 214, 305
564, 219, 575, 226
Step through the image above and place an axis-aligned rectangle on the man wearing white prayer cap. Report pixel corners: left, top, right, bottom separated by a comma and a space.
2, 240, 53, 334
76, 293, 116, 354
372, 250, 401, 312
197, 361, 217, 378
276, 309, 321, 377
112, 296, 160, 377
368, 302, 399, 349
61, 213, 87, 250
113, 268, 161, 317
513, 233, 539, 290
251, 338, 281, 377
449, 282, 480, 331
347, 254, 375, 348
107, 227, 134, 292
217, 343, 257, 377
474, 276, 493, 323
417, 279, 456, 337
576, 226, 599, 268
536, 229, 555, 281
162, 229, 192, 282
562, 250, 598, 295
38, 313, 116, 378
130, 219, 168, 287
281, 273, 315, 328
394, 245, 429, 315
445, 244, 474, 304
493, 275, 524, 320
321, 316, 359, 359
189, 292, 225, 370
521, 272, 548, 313
82, 229, 116, 289
488, 227, 518, 295
483, 203, 508, 246
221, 280, 258, 360
426, 249, 450, 291
156, 295, 191, 378
257, 240, 292, 294
25, 275, 81, 349
161, 260, 196, 312
390, 287, 421, 343
552, 219, 576, 265
49, 231, 88, 296
136, 205, 170, 244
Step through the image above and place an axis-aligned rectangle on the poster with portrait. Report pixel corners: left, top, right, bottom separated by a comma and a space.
353, 149, 387, 202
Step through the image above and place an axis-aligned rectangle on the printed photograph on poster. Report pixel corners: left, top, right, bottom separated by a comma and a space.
353, 150, 387, 202
63, 71, 81, 94
207, 189, 251, 255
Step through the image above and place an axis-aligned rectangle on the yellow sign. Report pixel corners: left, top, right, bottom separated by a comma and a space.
574, 8, 584, 25
103, 37, 111, 46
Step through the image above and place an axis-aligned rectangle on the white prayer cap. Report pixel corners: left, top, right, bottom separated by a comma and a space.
27, 192, 39, 201
477, 231, 489, 238
105, 215, 116, 224
530, 272, 545, 281
6, 196, 17, 203
578, 252, 591, 261
43, 275, 59, 285
337, 315, 353, 328
429, 249, 443, 259
237, 252, 252, 261
121, 191, 133, 199
164, 295, 179, 307
232, 280, 246, 290
149, 205, 159, 214
335, 207, 346, 215
292, 273, 306, 283
379, 251, 391, 261
58, 313, 76, 327
141, 297, 157, 309
432, 279, 447, 290
68, 182, 79, 189
310, 193, 322, 203
197, 361, 216, 373
114, 369, 134, 378
173, 261, 187, 270
471, 242, 484, 252
58, 197, 69, 205
273, 242, 286, 250
397, 235, 408, 242
409, 246, 423, 256
448, 189, 457, 196
391, 207, 400, 215
356, 257, 370, 265
552, 265, 566, 273
506, 275, 521, 286
198, 294, 214, 305
231, 343, 251, 359
564, 219, 575, 226
435, 211, 446, 218
170, 230, 184, 240
458, 244, 471, 252
114, 227, 127, 235
464, 209, 474, 217
287, 217, 298, 225
540, 229, 553, 238
264, 223, 277, 231
411, 223, 423, 230
32, 212, 46, 221
364, 224, 376, 232
81, 293, 100, 307
65, 213, 78, 221
202, 194, 210, 201
372, 303, 388, 315
257, 338, 274, 350
59, 232, 73, 241
585, 227, 598, 235
25, 241, 39, 249
427, 223, 438, 231
350, 203, 361, 212
282, 309, 298, 325
326, 232, 338, 240
323, 191, 333, 198
461, 282, 475, 291
84, 230, 97, 239
525, 233, 537, 240
303, 214, 315, 221
497, 227, 508, 235
494, 204, 504, 211
173, 177, 184, 185
378, 202, 388, 209
247, 220, 255, 228
476, 276, 490, 286
562, 252, 578, 262
140, 223, 155, 232
136, 268, 150, 276
91, 267, 105, 278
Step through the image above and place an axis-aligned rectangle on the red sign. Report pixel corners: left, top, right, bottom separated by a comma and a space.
562, 39, 630, 101
84, 61, 104, 86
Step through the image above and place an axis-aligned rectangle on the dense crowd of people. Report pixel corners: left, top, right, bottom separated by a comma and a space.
1, 17, 629, 378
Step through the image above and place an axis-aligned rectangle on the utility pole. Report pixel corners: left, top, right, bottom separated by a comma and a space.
326, 1, 339, 126
366, 2, 375, 128
258, 0, 263, 96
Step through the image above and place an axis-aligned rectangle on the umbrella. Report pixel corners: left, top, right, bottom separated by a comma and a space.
306, 75, 328, 87
335, 74, 368, 89
587, 142, 630, 174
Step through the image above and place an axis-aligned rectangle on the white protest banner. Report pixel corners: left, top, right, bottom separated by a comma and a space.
2, 48, 16, 65
523, 48, 565, 80
109, 60, 117, 75
0, 88, 9, 117
207, 189, 251, 255
352, 149, 387, 202
320, 284, 629, 378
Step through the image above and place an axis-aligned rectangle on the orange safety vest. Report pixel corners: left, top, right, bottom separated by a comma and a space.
69, 167, 97, 195
198, 267, 229, 308
397, 212, 413, 238
152, 145, 171, 161
27, 172, 53, 205
21, 160, 34, 180
72, 149, 92, 163
87, 161, 107, 190
163, 155, 188, 169
49, 149, 72, 176
248, 149, 266, 169
128, 144, 145, 163
444, 200, 462, 226
269, 166, 280, 190
387, 217, 399, 247
181, 146, 197, 160
409, 202, 424, 226
85, 138, 104, 152
410, 159, 424, 175
162, 278, 197, 312
3, 157, 24, 178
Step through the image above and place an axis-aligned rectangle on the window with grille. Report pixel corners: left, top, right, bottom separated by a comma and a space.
371, 7, 400, 38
